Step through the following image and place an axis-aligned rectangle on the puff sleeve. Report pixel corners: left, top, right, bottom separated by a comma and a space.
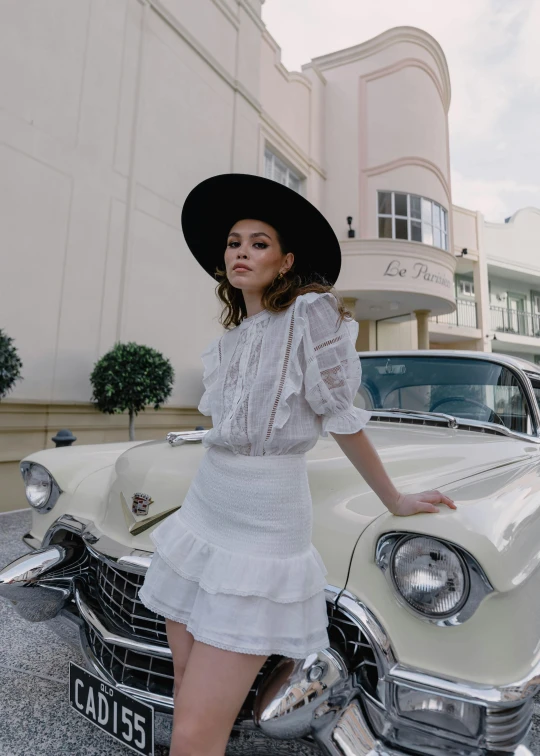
300, 293, 371, 436
197, 334, 222, 417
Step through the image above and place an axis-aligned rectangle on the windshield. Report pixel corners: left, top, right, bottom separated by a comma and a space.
354, 356, 532, 434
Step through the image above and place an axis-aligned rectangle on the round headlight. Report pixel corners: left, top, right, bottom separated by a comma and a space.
20, 462, 59, 512
391, 536, 468, 617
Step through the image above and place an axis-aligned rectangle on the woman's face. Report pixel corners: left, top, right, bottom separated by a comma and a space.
224, 219, 294, 293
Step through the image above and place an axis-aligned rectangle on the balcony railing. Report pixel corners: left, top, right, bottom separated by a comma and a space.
490, 305, 540, 338
430, 299, 478, 328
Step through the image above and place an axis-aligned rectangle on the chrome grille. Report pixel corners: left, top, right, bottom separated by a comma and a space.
50, 548, 90, 579
88, 627, 174, 696
91, 556, 168, 644
327, 600, 380, 699
485, 698, 533, 749
88, 553, 382, 715
86, 625, 275, 721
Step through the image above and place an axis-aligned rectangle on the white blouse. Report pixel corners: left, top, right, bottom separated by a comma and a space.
198, 291, 371, 456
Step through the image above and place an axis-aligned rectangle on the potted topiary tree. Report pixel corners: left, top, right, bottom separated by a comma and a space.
0, 329, 23, 400
90, 342, 174, 441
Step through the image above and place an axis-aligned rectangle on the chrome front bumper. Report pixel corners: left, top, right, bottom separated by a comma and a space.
0, 522, 536, 756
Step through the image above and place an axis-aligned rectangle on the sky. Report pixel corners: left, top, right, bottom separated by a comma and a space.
261, 0, 540, 223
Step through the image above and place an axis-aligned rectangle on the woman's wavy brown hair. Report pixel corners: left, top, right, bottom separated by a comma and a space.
215, 228, 351, 329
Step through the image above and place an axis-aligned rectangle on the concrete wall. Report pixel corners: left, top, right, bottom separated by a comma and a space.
485, 208, 540, 273
452, 205, 480, 255
1, 0, 266, 410
0, 0, 268, 509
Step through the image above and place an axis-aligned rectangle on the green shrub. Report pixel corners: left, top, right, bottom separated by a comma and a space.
0, 329, 23, 400
90, 342, 174, 440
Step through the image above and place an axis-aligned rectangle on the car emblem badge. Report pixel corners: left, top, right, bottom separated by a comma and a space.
131, 492, 154, 516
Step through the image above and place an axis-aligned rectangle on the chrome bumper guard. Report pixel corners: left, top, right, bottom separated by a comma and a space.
0, 528, 536, 756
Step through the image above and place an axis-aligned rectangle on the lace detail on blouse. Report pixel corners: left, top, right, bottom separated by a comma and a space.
264, 307, 295, 448
221, 318, 269, 456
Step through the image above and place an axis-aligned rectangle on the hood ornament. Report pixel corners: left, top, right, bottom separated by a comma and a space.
167, 430, 208, 446
131, 492, 154, 516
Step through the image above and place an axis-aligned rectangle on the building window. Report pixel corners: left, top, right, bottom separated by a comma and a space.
264, 148, 303, 193
457, 277, 475, 297
378, 191, 448, 251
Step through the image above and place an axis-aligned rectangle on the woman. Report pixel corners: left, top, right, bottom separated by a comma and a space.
139, 174, 456, 756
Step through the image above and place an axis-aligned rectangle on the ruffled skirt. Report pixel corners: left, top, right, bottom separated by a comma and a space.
138, 445, 330, 658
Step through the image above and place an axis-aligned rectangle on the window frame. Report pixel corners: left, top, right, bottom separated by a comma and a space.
531, 290, 540, 336
455, 274, 475, 298
264, 147, 304, 195
377, 190, 448, 251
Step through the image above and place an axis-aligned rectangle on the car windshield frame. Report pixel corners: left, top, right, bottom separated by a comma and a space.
355, 355, 539, 438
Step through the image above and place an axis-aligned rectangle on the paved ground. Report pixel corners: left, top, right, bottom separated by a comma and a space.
1, 509, 539, 755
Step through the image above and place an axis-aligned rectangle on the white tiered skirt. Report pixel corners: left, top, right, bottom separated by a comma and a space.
138, 445, 330, 658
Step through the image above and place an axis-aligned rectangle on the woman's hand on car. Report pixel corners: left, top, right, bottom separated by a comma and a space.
388, 490, 457, 516
330, 430, 456, 517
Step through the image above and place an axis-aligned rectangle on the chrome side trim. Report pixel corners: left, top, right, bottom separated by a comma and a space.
375, 533, 494, 626
74, 587, 172, 659
389, 664, 539, 707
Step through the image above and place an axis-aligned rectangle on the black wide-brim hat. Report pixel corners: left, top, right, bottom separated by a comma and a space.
181, 174, 342, 286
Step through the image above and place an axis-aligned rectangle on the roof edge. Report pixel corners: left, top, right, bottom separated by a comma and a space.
306, 26, 451, 108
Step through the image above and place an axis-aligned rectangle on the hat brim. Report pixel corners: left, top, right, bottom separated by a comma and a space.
181, 174, 341, 286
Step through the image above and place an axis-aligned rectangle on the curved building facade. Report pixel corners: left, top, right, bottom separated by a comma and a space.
303, 27, 456, 348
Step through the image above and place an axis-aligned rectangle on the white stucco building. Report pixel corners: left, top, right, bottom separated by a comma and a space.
431, 207, 540, 363
1, 0, 539, 509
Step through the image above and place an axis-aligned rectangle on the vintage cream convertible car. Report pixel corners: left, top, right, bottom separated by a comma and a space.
2, 350, 540, 756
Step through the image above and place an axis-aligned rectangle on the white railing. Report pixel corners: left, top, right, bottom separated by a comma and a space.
431, 299, 478, 328
490, 306, 540, 338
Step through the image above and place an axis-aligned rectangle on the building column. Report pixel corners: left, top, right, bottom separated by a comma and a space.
474, 211, 492, 352
343, 297, 377, 351
414, 310, 431, 350
356, 320, 377, 351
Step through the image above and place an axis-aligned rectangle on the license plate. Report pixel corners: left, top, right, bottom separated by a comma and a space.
69, 662, 154, 755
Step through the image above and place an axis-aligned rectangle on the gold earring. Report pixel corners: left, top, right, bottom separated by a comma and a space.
278, 272, 284, 280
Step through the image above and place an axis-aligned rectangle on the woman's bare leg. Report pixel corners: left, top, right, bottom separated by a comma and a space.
169, 636, 268, 756
166, 619, 196, 712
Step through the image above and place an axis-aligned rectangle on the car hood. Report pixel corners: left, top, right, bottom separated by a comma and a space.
95, 422, 536, 589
